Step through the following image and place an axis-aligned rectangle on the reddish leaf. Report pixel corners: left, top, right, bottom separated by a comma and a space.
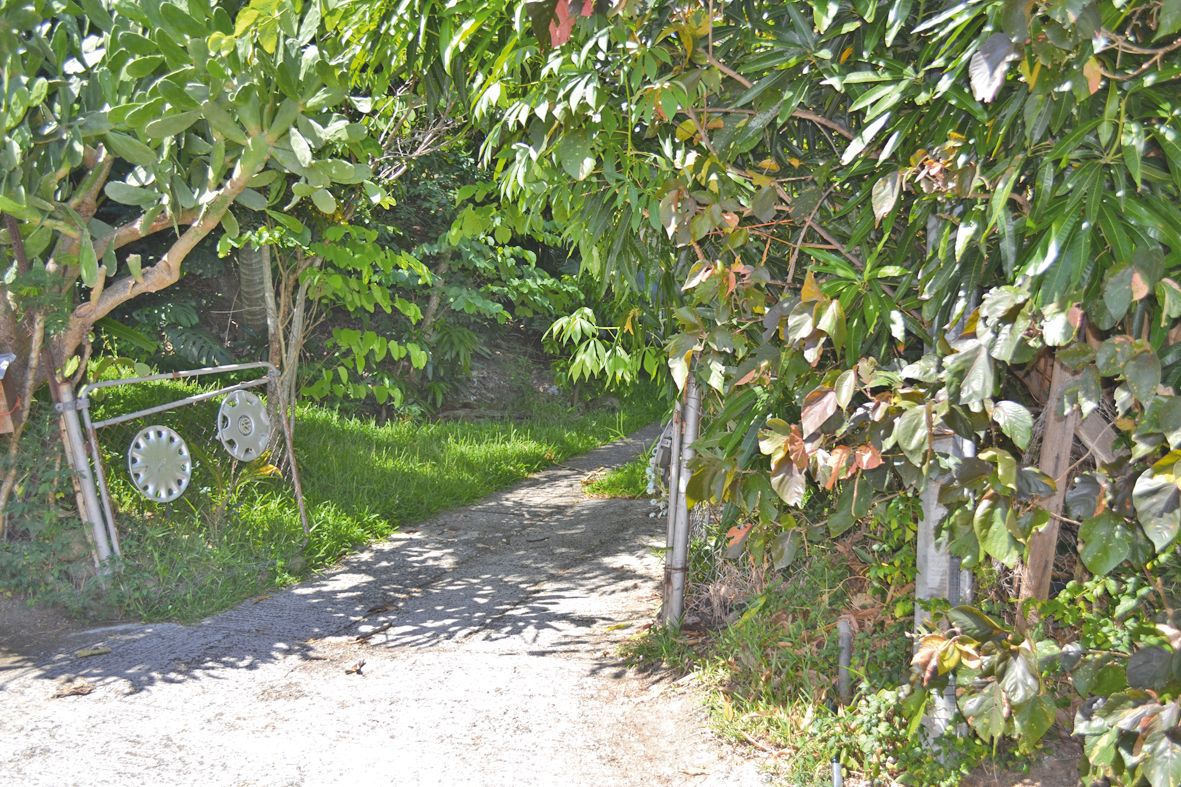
548, 0, 594, 47
855, 443, 883, 470
825, 446, 853, 489
726, 523, 752, 548
734, 364, 762, 386
1083, 57, 1102, 95
801, 386, 838, 438
1131, 268, 1151, 301
802, 330, 827, 366
787, 426, 810, 470
911, 634, 947, 686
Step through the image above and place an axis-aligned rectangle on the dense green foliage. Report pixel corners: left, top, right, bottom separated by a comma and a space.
0, 0, 388, 376
455, 0, 1181, 780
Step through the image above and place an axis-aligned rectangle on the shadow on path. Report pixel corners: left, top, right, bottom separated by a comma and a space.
0, 426, 662, 693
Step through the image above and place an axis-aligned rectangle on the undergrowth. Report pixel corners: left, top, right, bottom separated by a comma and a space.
0, 380, 664, 623
621, 532, 998, 785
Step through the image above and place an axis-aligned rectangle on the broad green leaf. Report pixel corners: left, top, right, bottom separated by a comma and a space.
999, 643, 1040, 705
1126, 350, 1162, 402
289, 128, 314, 168
969, 33, 1017, 103
1079, 512, 1132, 575
872, 171, 901, 224
1126, 646, 1175, 691
144, 110, 201, 139
1013, 694, 1056, 751
1104, 263, 1135, 319
310, 188, 336, 214
893, 404, 928, 466
992, 400, 1033, 450
960, 682, 1005, 743
79, 232, 99, 287
1161, 0, 1181, 36
104, 182, 159, 207
813, 0, 840, 32
220, 208, 239, 238
1157, 278, 1181, 319
771, 462, 806, 506
975, 496, 1019, 566
1141, 725, 1181, 787
235, 188, 269, 211
834, 369, 857, 408
105, 132, 158, 167
556, 131, 595, 181
952, 343, 995, 404
1133, 465, 1181, 551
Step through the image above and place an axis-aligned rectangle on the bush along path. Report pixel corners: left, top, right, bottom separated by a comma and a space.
0, 427, 765, 787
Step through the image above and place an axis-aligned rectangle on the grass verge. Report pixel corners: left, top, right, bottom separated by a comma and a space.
1, 383, 664, 623
582, 454, 650, 499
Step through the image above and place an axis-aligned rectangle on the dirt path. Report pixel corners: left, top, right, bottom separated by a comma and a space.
0, 427, 764, 787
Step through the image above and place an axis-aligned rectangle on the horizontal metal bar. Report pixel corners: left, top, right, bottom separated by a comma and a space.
90, 376, 270, 430
78, 361, 276, 399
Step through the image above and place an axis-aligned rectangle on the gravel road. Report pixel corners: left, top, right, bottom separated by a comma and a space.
0, 427, 764, 787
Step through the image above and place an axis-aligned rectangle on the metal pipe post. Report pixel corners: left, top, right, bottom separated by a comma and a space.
837, 617, 853, 705
661, 396, 684, 624
665, 376, 701, 626
56, 382, 113, 571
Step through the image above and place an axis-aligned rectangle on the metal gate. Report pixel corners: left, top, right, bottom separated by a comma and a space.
58, 362, 307, 569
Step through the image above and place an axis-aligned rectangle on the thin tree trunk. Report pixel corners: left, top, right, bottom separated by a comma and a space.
238, 242, 269, 332
419, 252, 451, 342
281, 260, 316, 436
0, 312, 45, 536
261, 245, 280, 369
1019, 356, 1080, 606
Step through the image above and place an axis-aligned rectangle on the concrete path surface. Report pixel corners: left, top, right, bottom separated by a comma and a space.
0, 427, 764, 787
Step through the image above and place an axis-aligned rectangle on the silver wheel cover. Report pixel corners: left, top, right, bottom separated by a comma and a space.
127, 426, 192, 503
217, 390, 271, 461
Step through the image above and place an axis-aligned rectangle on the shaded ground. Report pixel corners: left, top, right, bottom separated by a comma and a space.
963, 738, 1083, 787
0, 427, 763, 787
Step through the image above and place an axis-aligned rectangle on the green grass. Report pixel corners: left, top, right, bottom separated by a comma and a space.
7, 381, 664, 623
582, 454, 649, 498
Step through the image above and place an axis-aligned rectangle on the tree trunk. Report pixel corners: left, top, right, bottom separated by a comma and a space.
0, 312, 45, 535
419, 251, 451, 343
237, 242, 270, 333
1018, 355, 1080, 605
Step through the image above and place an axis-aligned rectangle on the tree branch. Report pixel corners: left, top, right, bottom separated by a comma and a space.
700, 53, 854, 140
93, 208, 200, 259
57, 156, 265, 357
